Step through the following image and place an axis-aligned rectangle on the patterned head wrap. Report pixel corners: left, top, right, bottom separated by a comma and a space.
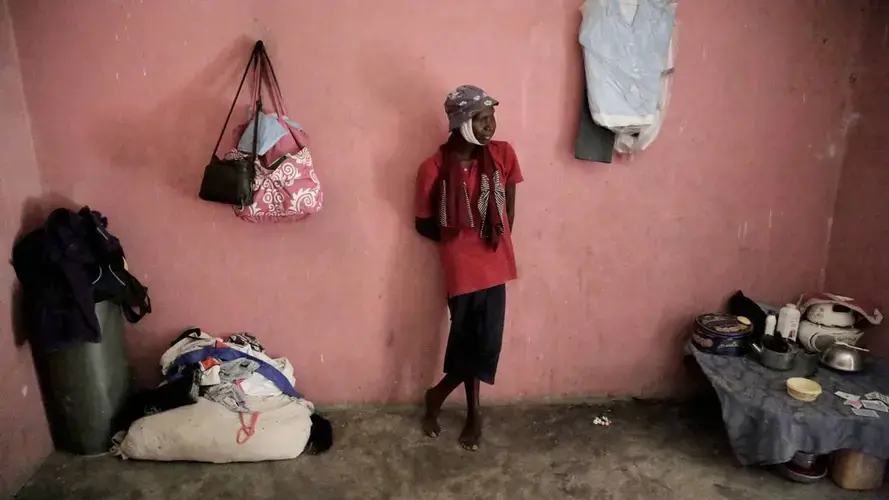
444, 85, 499, 130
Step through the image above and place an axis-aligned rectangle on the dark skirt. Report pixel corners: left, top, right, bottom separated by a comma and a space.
443, 285, 506, 385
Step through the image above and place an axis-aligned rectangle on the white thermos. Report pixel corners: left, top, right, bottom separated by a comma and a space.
764, 314, 777, 336
777, 304, 801, 341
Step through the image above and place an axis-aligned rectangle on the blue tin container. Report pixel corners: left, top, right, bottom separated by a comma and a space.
692, 313, 754, 356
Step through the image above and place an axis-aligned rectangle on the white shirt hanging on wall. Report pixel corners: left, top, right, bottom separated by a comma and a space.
618, 0, 641, 23
579, 0, 676, 154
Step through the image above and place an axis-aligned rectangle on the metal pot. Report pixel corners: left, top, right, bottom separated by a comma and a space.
790, 451, 818, 470
793, 351, 819, 377
820, 342, 867, 373
752, 342, 798, 371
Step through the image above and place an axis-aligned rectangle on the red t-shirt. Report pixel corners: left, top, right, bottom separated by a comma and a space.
415, 140, 524, 297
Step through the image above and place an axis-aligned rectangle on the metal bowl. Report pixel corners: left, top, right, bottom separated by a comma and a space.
820, 342, 867, 373
775, 460, 828, 484
790, 451, 817, 470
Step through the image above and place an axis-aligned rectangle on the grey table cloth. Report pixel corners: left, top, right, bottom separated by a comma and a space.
691, 347, 889, 466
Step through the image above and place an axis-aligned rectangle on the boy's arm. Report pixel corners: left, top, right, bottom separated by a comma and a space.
504, 143, 522, 231
414, 161, 441, 242
506, 185, 516, 230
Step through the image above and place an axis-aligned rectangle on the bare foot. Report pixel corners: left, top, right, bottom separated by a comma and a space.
459, 413, 482, 451
422, 389, 442, 438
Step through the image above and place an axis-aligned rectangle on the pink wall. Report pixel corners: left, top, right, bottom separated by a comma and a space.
0, 0, 52, 495
827, 3, 889, 356
6, 0, 868, 405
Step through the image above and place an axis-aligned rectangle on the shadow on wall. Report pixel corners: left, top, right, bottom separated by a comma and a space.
8, 193, 83, 451
828, 4, 889, 357
92, 36, 256, 200
9, 193, 81, 347
362, 47, 451, 403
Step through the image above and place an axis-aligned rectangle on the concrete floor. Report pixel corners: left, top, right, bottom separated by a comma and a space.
15, 400, 885, 499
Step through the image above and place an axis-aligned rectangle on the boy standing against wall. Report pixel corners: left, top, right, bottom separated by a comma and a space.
414, 85, 522, 451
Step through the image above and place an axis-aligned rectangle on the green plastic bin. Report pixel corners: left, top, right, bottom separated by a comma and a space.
32, 301, 134, 455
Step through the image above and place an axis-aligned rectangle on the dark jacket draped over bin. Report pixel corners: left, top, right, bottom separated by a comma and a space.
12, 206, 151, 349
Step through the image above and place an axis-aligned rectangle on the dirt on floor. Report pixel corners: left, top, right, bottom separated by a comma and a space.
15, 399, 886, 499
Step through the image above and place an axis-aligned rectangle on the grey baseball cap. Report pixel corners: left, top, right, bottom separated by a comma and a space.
444, 85, 499, 130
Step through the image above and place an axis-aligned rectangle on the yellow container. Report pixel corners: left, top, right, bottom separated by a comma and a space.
786, 377, 822, 402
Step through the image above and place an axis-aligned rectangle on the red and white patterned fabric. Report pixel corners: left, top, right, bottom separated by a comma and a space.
228, 149, 323, 223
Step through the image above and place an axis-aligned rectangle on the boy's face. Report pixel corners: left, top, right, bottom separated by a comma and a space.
473, 108, 497, 145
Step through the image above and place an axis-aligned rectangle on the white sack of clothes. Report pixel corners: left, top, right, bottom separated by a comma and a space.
112, 395, 314, 463
580, 0, 676, 153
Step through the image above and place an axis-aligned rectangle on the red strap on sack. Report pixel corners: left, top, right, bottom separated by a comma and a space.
237, 413, 259, 445
235, 378, 258, 445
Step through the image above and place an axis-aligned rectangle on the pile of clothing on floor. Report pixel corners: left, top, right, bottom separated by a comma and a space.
113, 328, 332, 462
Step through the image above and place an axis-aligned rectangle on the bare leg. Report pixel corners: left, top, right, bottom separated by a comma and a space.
459, 378, 482, 451
422, 373, 462, 438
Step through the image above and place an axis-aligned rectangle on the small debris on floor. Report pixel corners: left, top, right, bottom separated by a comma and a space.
593, 415, 611, 426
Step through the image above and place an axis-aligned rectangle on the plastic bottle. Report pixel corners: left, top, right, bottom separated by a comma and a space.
764, 314, 777, 337
777, 304, 801, 341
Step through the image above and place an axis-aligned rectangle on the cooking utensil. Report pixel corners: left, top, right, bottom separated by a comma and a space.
790, 451, 818, 470
820, 342, 867, 373
793, 351, 819, 377
775, 457, 828, 484
787, 377, 822, 402
798, 320, 862, 353
751, 342, 798, 371
806, 303, 857, 327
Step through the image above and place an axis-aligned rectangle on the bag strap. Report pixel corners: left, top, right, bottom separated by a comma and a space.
248, 46, 263, 167
209, 41, 263, 162
257, 44, 305, 150
258, 44, 287, 116
118, 269, 152, 323
249, 40, 264, 118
